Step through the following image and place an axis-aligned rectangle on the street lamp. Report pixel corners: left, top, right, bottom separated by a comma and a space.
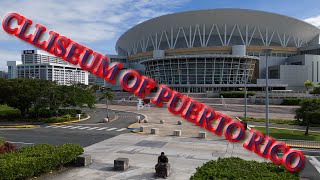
263, 48, 273, 136
244, 62, 248, 120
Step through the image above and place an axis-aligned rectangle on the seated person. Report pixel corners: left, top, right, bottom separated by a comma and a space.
155, 152, 169, 178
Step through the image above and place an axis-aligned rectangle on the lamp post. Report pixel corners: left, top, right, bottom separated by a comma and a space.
263, 48, 273, 136
244, 62, 248, 120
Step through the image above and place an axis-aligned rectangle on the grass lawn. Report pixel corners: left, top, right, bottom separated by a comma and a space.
0, 105, 19, 115
253, 127, 320, 141
0, 105, 18, 111
239, 116, 298, 125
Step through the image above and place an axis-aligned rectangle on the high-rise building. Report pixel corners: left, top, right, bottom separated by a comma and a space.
0, 71, 8, 79
7, 61, 22, 79
7, 50, 89, 85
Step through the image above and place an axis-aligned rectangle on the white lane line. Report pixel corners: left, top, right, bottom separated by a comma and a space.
116, 128, 127, 132
87, 127, 99, 130
7, 141, 34, 145
60, 126, 73, 129
69, 126, 83, 129
78, 127, 90, 130
309, 156, 320, 173
50, 125, 62, 128
106, 128, 117, 131
96, 127, 108, 130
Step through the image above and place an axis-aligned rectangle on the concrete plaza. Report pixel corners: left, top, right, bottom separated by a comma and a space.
46, 133, 267, 180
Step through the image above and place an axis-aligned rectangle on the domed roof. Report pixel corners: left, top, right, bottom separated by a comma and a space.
116, 9, 320, 53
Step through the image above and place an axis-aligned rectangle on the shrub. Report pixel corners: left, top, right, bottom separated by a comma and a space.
57, 109, 80, 116
219, 91, 255, 98
281, 98, 306, 105
0, 144, 83, 180
0, 142, 16, 154
190, 157, 299, 180
29, 109, 56, 118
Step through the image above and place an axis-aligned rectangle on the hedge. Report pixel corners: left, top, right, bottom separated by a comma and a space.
0, 142, 16, 154
219, 91, 255, 98
190, 157, 299, 180
281, 98, 306, 105
0, 144, 83, 180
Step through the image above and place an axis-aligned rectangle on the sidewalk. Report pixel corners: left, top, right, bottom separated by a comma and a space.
45, 133, 268, 180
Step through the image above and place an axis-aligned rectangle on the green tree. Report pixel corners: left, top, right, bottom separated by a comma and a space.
5, 78, 39, 117
90, 84, 101, 93
296, 99, 320, 135
304, 80, 314, 91
99, 90, 114, 118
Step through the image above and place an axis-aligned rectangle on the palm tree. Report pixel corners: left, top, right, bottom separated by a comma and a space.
99, 90, 114, 118
304, 80, 314, 92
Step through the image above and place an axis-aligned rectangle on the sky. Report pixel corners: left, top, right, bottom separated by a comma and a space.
1, 0, 320, 71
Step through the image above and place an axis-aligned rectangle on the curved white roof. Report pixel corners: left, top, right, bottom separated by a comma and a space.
116, 9, 320, 54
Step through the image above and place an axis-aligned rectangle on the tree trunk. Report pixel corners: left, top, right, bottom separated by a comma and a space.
305, 121, 310, 136
20, 109, 26, 117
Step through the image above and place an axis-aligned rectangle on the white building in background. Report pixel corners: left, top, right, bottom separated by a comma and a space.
7, 61, 22, 79
7, 50, 89, 85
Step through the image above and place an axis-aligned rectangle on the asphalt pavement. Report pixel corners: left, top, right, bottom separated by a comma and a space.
0, 108, 143, 148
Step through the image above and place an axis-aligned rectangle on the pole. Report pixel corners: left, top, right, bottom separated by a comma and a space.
244, 63, 247, 120
106, 98, 109, 118
265, 51, 269, 136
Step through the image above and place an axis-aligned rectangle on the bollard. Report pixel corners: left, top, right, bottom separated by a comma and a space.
151, 128, 159, 134
173, 130, 182, 137
114, 158, 129, 171
75, 154, 92, 167
199, 132, 206, 139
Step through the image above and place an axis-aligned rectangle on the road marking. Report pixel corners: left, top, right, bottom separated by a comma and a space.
60, 125, 73, 128
78, 127, 90, 130
50, 125, 62, 128
106, 128, 117, 131
96, 127, 108, 130
87, 127, 99, 130
7, 141, 34, 145
77, 124, 99, 126
69, 126, 83, 129
309, 156, 320, 173
116, 128, 127, 132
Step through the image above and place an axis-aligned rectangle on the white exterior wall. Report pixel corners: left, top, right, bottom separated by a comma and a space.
7, 61, 22, 79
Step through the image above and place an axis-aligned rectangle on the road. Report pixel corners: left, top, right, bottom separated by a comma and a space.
0, 108, 142, 148
0, 107, 319, 179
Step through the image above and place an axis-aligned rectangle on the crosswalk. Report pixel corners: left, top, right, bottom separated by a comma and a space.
306, 155, 320, 173
45, 125, 127, 132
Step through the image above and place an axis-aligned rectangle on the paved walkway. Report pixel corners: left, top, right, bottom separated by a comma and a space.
107, 104, 297, 140
45, 133, 268, 180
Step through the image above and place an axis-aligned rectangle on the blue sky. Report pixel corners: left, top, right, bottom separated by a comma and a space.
1, 0, 320, 71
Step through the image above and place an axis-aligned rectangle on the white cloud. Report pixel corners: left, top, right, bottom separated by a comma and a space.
305, 15, 320, 28
0, 0, 189, 70
0, 0, 189, 43
0, 50, 21, 71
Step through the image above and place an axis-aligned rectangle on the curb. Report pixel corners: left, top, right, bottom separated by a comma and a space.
251, 125, 320, 133
286, 144, 320, 149
0, 125, 39, 129
50, 115, 91, 125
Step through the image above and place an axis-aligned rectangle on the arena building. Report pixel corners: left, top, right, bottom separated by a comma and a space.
113, 9, 320, 92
